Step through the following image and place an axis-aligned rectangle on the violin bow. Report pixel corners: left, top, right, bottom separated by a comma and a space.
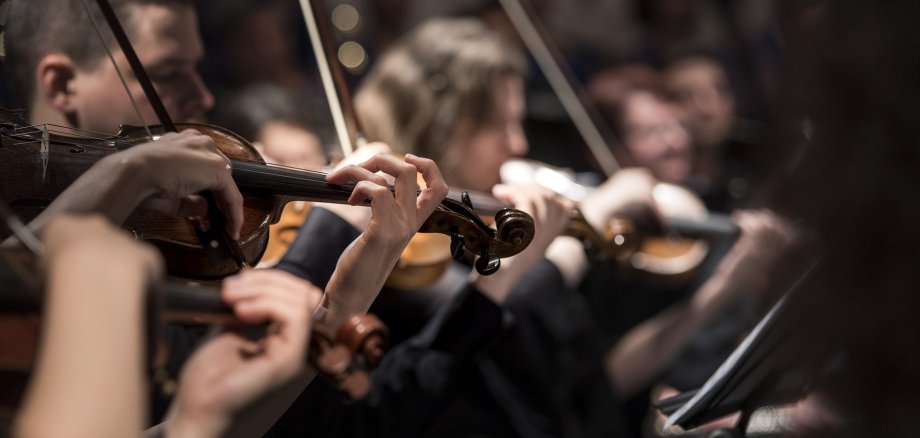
297, 0, 364, 156
497, 0, 635, 176
80, 0, 249, 272
0, 201, 44, 293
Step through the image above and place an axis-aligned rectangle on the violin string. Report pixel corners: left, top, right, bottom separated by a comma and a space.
78, 0, 155, 141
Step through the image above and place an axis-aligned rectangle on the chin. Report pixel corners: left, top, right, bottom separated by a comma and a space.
659, 167, 692, 185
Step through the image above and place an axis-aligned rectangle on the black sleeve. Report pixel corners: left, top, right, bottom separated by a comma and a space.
267, 284, 509, 438
274, 207, 360, 289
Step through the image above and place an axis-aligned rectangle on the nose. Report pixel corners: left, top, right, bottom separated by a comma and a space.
188, 72, 215, 115
506, 121, 529, 157
661, 121, 690, 154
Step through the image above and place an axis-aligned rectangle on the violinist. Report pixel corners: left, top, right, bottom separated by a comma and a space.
14, 214, 322, 438
345, 18, 654, 437
349, 17, 808, 438
4, 2, 530, 438
4, 0, 243, 238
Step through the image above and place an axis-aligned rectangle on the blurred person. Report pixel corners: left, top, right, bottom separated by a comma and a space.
12, 215, 323, 438
212, 83, 327, 170
664, 55, 735, 150
197, 0, 339, 146
352, 17, 704, 438
664, 53, 764, 210
587, 69, 693, 187
14, 215, 163, 438
763, 0, 920, 436
618, 88, 694, 185
198, 0, 309, 91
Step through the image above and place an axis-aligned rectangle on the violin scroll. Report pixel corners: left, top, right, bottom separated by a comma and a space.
307, 314, 387, 401
418, 193, 535, 276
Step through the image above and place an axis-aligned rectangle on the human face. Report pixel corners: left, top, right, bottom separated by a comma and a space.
70, 4, 214, 133
258, 121, 326, 171
451, 76, 528, 192
621, 91, 692, 184
664, 58, 735, 148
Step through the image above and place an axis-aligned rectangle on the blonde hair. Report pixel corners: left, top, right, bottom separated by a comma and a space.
355, 18, 526, 180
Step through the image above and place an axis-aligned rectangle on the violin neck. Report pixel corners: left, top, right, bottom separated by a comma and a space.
231, 161, 356, 203
667, 214, 739, 240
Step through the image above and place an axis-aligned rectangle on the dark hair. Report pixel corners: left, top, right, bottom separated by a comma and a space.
4, 0, 194, 107
211, 82, 315, 142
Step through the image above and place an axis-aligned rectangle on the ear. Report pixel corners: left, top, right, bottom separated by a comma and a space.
35, 54, 80, 114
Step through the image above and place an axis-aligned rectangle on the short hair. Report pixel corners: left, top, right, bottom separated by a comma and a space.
4, 0, 194, 107
355, 18, 526, 174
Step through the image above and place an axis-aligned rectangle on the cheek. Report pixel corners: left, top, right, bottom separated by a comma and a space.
75, 81, 137, 130
628, 140, 659, 166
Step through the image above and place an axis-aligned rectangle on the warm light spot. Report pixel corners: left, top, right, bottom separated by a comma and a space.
338, 41, 367, 71
331, 4, 360, 32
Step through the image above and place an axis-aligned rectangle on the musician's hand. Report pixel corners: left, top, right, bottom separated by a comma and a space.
164, 269, 320, 438
701, 209, 801, 308
125, 129, 244, 240
42, 214, 163, 284
321, 153, 448, 326
317, 142, 394, 230
332, 142, 393, 171
579, 168, 659, 232
474, 184, 574, 303
723, 209, 801, 285
16, 215, 161, 438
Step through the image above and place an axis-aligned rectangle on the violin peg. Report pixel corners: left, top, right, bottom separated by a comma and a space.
339, 371, 372, 401
460, 191, 474, 210
475, 248, 501, 275
450, 232, 466, 260
315, 345, 351, 375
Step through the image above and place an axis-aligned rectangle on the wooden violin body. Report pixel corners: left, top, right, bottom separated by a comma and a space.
480, 160, 741, 290
0, 109, 536, 280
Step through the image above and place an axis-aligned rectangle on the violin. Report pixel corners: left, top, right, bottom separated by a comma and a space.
0, 110, 535, 280
480, 159, 741, 288
0, 244, 389, 411
384, 187, 643, 290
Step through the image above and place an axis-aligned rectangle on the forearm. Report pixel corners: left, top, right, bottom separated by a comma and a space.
27, 155, 153, 234
606, 268, 737, 398
16, 250, 148, 437
160, 370, 317, 438
544, 236, 589, 290
319, 234, 403, 328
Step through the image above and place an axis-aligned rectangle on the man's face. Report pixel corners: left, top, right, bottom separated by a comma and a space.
70, 4, 213, 133
664, 58, 735, 148
621, 91, 692, 184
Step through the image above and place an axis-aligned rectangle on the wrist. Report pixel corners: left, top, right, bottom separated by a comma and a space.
102, 151, 160, 201
163, 408, 228, 438
545, 236, 589, 289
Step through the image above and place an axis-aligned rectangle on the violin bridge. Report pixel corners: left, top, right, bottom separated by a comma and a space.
40, 124, 49, 183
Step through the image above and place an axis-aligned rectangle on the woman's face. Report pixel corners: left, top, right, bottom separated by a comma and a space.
621, 91, 693, 183
450, 76, 529, 192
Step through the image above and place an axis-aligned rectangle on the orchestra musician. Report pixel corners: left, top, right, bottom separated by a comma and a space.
1, 1, 568, 438
7, 0, 907, 436
14, 215, 322, 438
351, 17, 803, 438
